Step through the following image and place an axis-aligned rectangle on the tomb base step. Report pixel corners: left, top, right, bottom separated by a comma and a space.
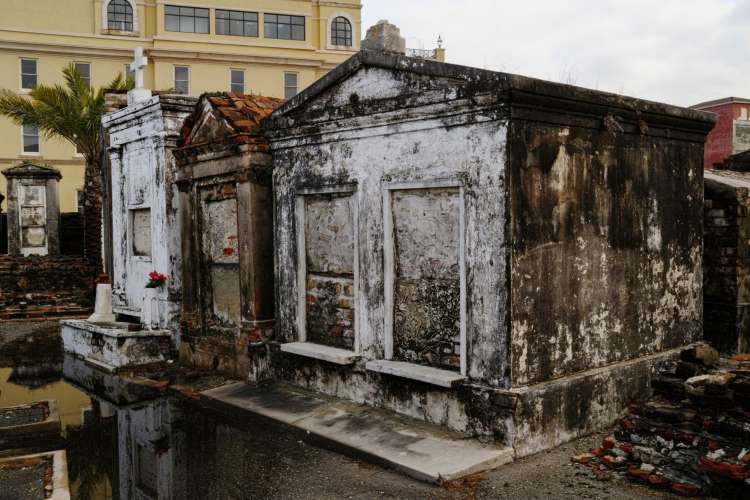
200, 381, 513, 483
60, 319, 173, 372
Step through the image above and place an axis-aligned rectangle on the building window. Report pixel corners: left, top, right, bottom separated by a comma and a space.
284, 72, 298, 100
230, 69, 245, 93
174, 66, 189, 94
165, 5, 209, 34
331, 17, 352, 46
20, 59, 37, 90
23, 124, 40, 154
216, 9, 258, 37
74, 63, 91, 87
107, 0, 134, 31
264, 14, 305, 41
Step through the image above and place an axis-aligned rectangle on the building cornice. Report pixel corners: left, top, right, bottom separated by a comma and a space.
0, 38, 350, 68
148, 49, 331, 68
0, 27, 151, 43
0, 39, 136, 59
692, 96, 750, 110
313, 1, 363, 9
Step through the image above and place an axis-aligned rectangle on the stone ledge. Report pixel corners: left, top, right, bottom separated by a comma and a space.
280, 342, 360, 365
201, 382, 513, 483
61, 320, 174, 371
366, 360, 466, 388
60, 319, 171, 338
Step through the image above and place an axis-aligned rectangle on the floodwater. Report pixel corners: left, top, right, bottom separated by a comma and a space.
0, 322, 682, 500
0, 321, 440, 500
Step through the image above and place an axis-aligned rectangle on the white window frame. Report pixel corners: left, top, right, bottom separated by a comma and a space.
230, 68, 245, 94
102, 0, 139, 34
21, 124, 40, 155
327, 12, 357, 50
284, 71, 298, 100
73, 62, 91, 88
295, 184, 360, 353
382, 178, 468, 376
174, 65, 190, 95
20, 58, 37, 92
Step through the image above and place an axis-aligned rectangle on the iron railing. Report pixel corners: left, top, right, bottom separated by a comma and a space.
406, 48, 438, 60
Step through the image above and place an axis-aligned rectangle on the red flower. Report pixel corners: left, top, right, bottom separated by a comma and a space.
146, 271, 167, 288
223, 247, 235, 256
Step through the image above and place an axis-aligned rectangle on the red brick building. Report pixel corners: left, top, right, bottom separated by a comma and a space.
693, 97, 750, 169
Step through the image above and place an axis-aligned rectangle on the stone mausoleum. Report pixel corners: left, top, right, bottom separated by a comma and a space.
2, 161, 62, 256
263, 47, 715, 457
61, 93, 197, 371
102, 94, 196, 330
174, 92, 283, 378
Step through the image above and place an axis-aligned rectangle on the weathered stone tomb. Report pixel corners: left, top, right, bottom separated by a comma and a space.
264, 49, 715, 457
61, 94, 195, 370
102, 94, 196, 329
174, 92, 282, 378
2, 162, 61, 256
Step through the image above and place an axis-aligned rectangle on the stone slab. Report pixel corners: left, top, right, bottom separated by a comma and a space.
60, 319, 172, 371
0, 400, 62, 450
0, 450, 70, 500
280, 342, 360, 365
201, 382, 513, 483
366, 359, 466, 388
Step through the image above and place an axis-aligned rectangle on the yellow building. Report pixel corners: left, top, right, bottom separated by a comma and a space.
0, 0, 362, 212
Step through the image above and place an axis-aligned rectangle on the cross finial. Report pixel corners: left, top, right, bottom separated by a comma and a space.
129, 46, 148, 90
126, 46, 152, 106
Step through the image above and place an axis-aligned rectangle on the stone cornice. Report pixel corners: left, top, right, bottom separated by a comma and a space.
0, 38, 346, 68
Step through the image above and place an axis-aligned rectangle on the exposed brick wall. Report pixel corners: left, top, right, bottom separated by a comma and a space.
0, 255, 95, 320
704, 177, 750, 353
701, 104, 736, 169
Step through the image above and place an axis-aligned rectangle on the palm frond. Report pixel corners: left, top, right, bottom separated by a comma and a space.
0, 64, 128, 166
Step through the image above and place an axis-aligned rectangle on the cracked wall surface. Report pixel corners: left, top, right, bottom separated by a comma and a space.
304, 193, 356, 350
392, 187, 461, 370
508, 124, 705, 386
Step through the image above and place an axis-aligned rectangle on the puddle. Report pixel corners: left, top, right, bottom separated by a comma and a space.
0, 321, 438, 500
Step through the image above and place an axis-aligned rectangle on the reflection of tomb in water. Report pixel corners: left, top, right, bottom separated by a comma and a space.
7, 363, 63, 389
61, 353, 186, 500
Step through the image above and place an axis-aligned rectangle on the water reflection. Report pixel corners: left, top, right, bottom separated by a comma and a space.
0, 331, 115, 499
1, 331, 304, 500
2, 324, 427, 500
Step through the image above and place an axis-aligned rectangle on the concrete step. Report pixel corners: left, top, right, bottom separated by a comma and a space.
200, 382, 513, 483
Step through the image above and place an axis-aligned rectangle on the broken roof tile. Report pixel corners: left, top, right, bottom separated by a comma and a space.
177, 92, 285, 156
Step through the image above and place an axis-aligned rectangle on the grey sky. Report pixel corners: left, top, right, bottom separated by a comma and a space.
362, 0, 749, 107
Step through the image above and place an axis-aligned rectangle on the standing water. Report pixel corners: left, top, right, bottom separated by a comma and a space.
0, 320, 438, 500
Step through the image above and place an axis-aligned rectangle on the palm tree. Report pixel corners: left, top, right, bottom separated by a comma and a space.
0, 65, 131, 271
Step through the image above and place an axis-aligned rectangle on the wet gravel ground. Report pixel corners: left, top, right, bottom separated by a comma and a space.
220, 422, 682, 499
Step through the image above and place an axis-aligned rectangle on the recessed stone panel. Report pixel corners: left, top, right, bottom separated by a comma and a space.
19, 184, 45, 206
304, 193, 356, 350
201, 194, 241, 326
305, 194, 355, 275
131, 208, 152, 257
21, 226, 46, 248
392, 188, 461, 371
202, 198, 240, 265
20, 206, 46, 227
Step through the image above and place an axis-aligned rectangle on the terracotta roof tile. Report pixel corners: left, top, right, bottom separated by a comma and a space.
178, 92, 285, 151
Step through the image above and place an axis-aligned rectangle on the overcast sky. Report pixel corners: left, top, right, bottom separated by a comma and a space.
362, 0, 749, 107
